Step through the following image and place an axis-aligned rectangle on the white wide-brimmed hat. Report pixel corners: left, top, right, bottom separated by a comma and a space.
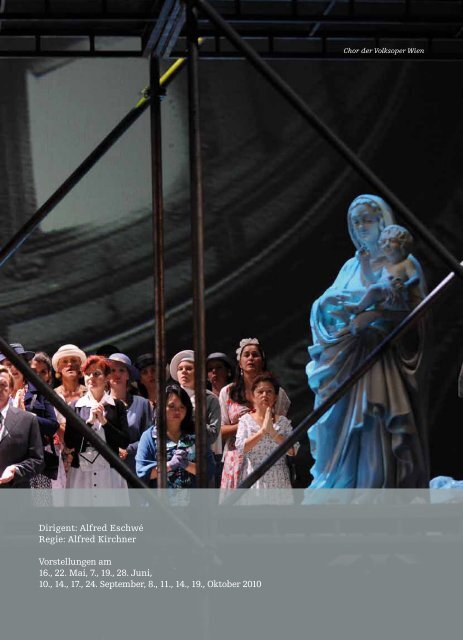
169, 350, 194, 382
51, 344, 87, 372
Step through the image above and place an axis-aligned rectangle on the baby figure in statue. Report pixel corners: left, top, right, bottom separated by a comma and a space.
345, 224, 420, 315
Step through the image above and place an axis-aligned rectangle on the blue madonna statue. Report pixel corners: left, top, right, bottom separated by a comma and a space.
306, 194, 429, 488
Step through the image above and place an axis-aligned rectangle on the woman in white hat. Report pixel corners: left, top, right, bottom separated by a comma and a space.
52, 345, 87, 441
170, 350, 220, 487
108, 352, 153, 474
52, 344, 87, 404
170, 350, 220, 445
51, 344, 87, 489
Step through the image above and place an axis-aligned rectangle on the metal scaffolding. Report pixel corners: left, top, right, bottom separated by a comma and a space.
1, 1, 463, 59
0, 0, 462, 492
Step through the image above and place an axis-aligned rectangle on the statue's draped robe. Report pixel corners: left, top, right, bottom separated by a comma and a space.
307, 255, 429, 488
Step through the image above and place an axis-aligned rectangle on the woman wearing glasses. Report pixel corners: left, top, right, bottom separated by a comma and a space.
62, 355, 130, 493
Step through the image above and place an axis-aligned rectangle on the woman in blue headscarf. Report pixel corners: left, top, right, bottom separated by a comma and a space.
306, 194, 429, 489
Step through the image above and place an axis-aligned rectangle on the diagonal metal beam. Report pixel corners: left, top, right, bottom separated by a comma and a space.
0, 337, 148, 490
143, 0, 185, 57
191, 0, 463, 283
0, 56, 188, 268
227, 264, 462, 497
187, 0, 463, 496
0, 336, 221, 562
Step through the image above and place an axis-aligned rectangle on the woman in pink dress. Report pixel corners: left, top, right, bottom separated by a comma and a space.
219, 338, 290, 490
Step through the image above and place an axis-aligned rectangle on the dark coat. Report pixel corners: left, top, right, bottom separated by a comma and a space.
64, 398, 130, 469
24, 382, 59, 441
0, 406, 44, 487
24, 382, 59, 477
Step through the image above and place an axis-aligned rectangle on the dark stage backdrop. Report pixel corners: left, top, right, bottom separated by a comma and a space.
0, 56, 462, 483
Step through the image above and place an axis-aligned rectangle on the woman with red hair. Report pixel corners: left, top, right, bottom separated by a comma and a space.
62, 355, 130, 494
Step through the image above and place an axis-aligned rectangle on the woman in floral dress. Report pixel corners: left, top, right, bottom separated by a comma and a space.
219, 338, 290, 490
236, 372, 296, 489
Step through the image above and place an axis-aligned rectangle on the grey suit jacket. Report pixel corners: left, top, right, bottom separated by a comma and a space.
0, 406, 44, 488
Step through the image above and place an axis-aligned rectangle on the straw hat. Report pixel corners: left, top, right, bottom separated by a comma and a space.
51, 344, 87, 372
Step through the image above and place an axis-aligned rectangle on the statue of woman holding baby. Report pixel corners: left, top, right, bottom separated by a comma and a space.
306, 194, 429, 488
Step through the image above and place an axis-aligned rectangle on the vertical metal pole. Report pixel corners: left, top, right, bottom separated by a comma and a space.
187, 1, 208, 488
150, 53, 167, 489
